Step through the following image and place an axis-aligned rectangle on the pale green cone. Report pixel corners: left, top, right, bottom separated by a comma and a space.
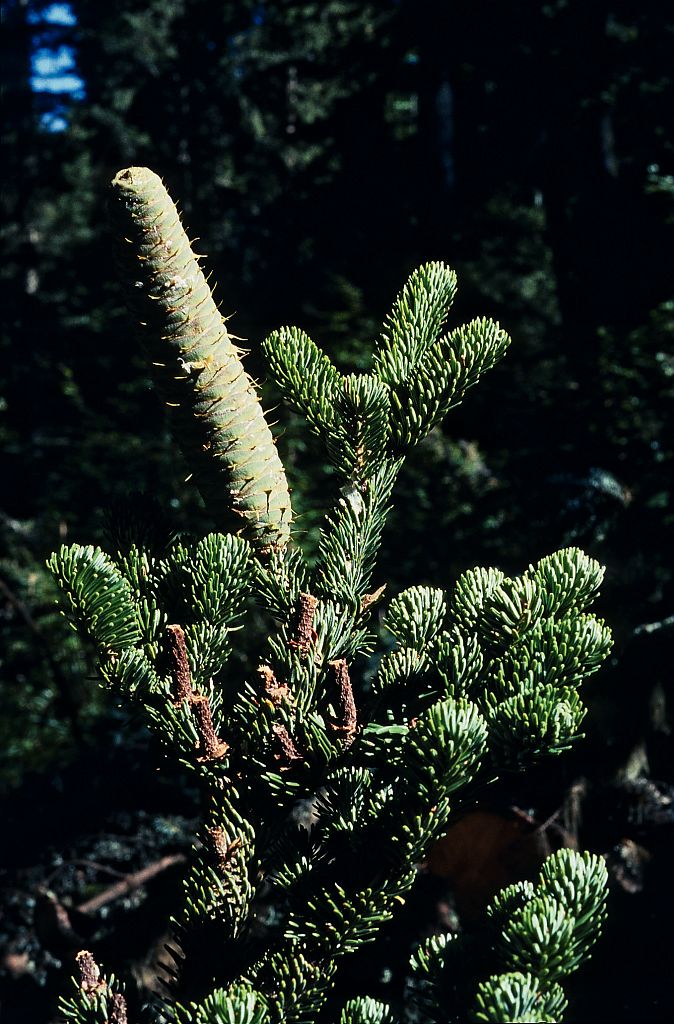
110, 166, 292, 555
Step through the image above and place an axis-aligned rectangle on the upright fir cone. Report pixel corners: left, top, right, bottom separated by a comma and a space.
110, 166, 292, 555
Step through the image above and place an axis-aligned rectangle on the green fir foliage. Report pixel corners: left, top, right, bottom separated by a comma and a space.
408, 849, 607, 1023
53, 171, 611, 1024
339, 996, 393, 1024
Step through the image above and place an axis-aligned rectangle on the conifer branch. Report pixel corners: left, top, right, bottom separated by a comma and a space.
50, 171, 613, 1024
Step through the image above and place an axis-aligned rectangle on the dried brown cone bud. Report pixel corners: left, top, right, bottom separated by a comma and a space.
328, 658, 358, 744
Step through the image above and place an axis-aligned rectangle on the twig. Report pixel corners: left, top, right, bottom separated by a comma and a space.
45, 858, 128, 885
77, 853, 187, 915
633, 613, 674, 637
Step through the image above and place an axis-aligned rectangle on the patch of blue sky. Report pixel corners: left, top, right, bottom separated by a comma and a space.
31, 46, 84, 97
29, 4, 83, 128
27, 2, 76, 26
41, 112, 69, 132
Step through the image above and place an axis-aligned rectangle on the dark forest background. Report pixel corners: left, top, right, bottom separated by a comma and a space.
1, 1, 673, 1022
